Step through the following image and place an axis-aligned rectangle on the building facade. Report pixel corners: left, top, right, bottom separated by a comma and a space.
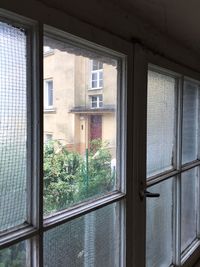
43, 44, 117, 157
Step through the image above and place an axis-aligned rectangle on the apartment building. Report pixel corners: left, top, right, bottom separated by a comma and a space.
43, 40, 117, 156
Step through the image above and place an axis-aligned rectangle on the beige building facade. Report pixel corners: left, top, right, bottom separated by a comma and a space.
43, 45, 117, 156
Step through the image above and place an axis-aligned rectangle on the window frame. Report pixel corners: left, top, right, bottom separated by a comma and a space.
90, 60, 103, 90
90, 94, 103, 108
145, 59, 200, 267
44, 79, 54, 110
0, 8, 134, 267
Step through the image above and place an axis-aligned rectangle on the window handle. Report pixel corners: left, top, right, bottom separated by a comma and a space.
144, 190, 160, 198
140, 189, 160, 199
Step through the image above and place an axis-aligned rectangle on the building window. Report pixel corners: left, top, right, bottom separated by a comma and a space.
91, 60, 103, 89
90, 95, 103, 108
44, 79, 53, 109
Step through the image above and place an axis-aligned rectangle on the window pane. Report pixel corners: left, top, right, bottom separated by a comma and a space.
181, 168, 198, 253
92, 60, 98, 70
99, 78, 103, 88
0, 22, 27, 231
43, 35, 119, 215
48, 87, 53, 106
92, 72, 98, 81
147, 70, 176, 177
99, 71, 103, 80
44, 202, 121, 267
182, 81, 198, 164
146, 178, 173, 267
0, 240, 30, 266
92, 80, 97, 88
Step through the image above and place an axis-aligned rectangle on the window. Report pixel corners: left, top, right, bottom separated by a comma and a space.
146, 67, 200, 266
90, 95, 103, 108
0, 11, 128, 267
44, 79, 53, 109
91, 60, 103, 89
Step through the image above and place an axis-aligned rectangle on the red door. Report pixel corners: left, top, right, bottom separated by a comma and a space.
90, 115, 102, 140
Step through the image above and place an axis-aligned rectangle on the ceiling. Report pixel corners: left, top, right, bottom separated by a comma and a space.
118, 0, 200, 56
40, 0, 200, 59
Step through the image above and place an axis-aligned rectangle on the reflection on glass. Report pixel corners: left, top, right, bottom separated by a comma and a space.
0, 22, 27, 231
147, 70, 176, 177
0, 241, 29, 266
181, 168, 198, 253
182, 82, 198, 164
43, 36, 118, 215
44, 202, 121, 267
146, 179, 173, 267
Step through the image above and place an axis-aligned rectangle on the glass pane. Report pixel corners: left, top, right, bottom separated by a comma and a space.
43, 35, 119, 215
181, 168, 198, 253
0, 22, 27, 231
146, 178, 173, 267
147, 70, 176, 177
0, 240, 30, 266
92, 81, 97, 88
44, 202, 121, 267
182, 81, 198, 164
92, 72, 97, 81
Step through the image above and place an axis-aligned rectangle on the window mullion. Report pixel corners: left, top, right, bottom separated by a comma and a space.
174, 76, 184, 266
31, 21, 44, 267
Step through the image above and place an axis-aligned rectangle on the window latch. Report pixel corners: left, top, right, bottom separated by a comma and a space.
140, 189, 160, 199
144, 190, 160, 198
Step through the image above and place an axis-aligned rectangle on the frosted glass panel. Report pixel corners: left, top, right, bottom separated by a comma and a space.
0, 240, 30, 266
147, 70, 176, 177
44, 203, 121, 267
146, 179, 173, 267
182, 82, 198, 164
181, 168, 198, 253
0, 22, 27, 231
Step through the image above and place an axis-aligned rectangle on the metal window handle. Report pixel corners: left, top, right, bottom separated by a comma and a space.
139, 189, 160, 199
144, 190, 160, 198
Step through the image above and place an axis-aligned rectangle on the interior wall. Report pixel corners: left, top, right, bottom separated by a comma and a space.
1, 0, 200, 73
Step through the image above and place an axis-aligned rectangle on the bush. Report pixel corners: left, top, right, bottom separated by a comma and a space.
44, 139, 114, 214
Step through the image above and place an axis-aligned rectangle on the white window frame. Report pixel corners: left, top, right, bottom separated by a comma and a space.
90, 60, 103, 89
90, 95, 103, 108
44, 79, 54, 110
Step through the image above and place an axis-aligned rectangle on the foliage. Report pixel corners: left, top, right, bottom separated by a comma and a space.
44, 139, 114, 214
0, 243, 26, 267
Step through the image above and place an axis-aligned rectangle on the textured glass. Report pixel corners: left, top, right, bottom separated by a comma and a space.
0, 22, 27, 231
181, 168, 198, 253
44, 202, 121, 267
43, 35, 118, 215
0, 241, 30, 266
146, 178, 173, 267
182, 81, 198, 164
147, 70, 176, 177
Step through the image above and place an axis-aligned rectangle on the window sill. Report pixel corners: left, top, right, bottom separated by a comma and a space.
44, 108, 56, 113
88, 87, 103, 91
